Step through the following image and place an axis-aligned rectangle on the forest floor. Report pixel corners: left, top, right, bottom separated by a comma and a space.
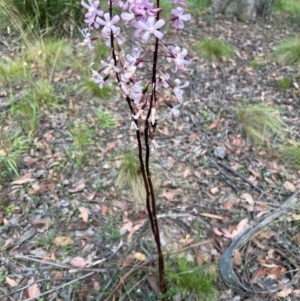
0, 12, 300, 301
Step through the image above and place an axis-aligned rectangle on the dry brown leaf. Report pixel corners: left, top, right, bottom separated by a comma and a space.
112, 200, 128, 210
221, 228, 233, 238
0, 149, 6, 156
257, 231, 276, 240
232, 138, 242, 147
54, 236, 73, 246
11, 174, 35, 185
277, 288, 293, 298
161, 188, 182, 201
68, 180, 85, 193
27, 278, 40, 299
240, 193, 254, 205
268, 267, 283, 277
223, 200, 234, 210
252, 237, 266, 250
120, 221, 133, 233
196, 251, 211, 265
69, 256, 87, 268
122, 255, 135, 268
183, 168, 191, 178
147, 276, 161, 295
293, 289, 300, 295
51, 270, 63, 283
105, 140, 119, 151
200, 212, 225, 220
284, 181, 296, 192
247, 165, 261, 179
133, 252, 146, 261
254, 267, 266, 277
209, 120, 218, 129
127, 221, 146, 242
210, 187, 219, 194
292, 214, 300, 221
231, 218, 249, 238
233, 250, 242, 266
78, 207, 89, 223
85, 192, 96, 201
179, 234, 194, 246
5, 277, 18, 287
100, 204, 108, 214
213, 227, 223, 236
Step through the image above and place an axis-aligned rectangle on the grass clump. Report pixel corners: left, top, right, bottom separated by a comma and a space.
163, 256, 217, 301
25, 39, 73, 74
97, 109, 116, 130
29, 81, 62, 109
186, 0, 211, 14
69, 123, 93, 150
195, 38, 234, 62
0, 59, 27, 85
116, 150, 146, 210
273, 0, 300, 24
277, 76, 292, 90
0, 0, 83, 37
0, 130, 30, 177
236, 104, 285, 146
10, 98, 38, 136
281, 144, 300, 169
273, 37, 300, 66
79, 81, 111, 98
249, 58, 264, 69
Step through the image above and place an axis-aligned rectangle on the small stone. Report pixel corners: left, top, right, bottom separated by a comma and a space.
214, 145, 226, 159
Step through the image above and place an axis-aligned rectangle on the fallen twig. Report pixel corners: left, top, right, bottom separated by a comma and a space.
21, 272, 95, 301
220, 191, 299, 294
214, 159, 267, 194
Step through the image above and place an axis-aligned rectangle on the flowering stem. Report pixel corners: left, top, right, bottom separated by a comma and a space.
141, 0, 167, 295
80, 0, 191, 297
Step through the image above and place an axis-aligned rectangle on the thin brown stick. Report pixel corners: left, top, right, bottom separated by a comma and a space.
21, 272, 95, 301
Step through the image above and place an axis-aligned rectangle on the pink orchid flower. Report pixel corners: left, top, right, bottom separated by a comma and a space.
167, 46, 191, 72
81, 0, 103, 28
96, 13, 120, 35
78, 28, 94, 50
173, 79, 189, 101
136, 17, 165, 42
171, 7, 191, 29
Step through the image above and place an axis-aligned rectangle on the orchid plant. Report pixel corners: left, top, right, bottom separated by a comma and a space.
79, 0, 191, 295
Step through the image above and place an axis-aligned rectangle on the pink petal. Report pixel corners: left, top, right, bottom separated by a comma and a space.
81, 1, 89, 9
141, 31, 150, 42
137, 20, 149, 31
147, 16, 155, 27
181, 14, 191, 21
154, 30, 164, 40
96, 17, 106, 26
111, 15, 120, 24
153, 19, 165, 29
104, 13, 110, 22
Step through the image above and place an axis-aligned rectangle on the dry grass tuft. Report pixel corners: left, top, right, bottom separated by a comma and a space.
281, 145, 300, 170
236, 104, 285, 146
116, 151, 146, 211
116, 151, 160, 211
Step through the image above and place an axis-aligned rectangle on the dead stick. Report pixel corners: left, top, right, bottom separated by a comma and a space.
21, 272, 94, 301
214, 159, 266, 194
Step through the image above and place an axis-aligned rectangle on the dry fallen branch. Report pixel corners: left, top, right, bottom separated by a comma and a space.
220, 191, 299, 294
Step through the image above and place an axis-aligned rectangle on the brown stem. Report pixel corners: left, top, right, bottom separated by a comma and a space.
141, 0, 167, 295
